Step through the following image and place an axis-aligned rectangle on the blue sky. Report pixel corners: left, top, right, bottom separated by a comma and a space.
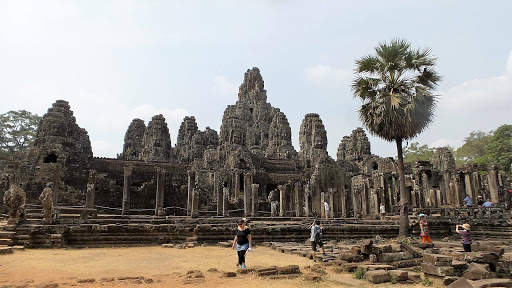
1, 1, 511, 158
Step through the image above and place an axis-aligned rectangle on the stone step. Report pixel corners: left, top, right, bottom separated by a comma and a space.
0, 238, 14, 245
0, 231, 15, 238
0, 246, 13, 254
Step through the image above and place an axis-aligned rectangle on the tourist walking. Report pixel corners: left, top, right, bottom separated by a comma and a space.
232, 218, 252, 269
456, 223, 472, 252
419, 214, 431, 244
323, 201, 330, 219
379, 203, 386, 220
310, 219, 325, 263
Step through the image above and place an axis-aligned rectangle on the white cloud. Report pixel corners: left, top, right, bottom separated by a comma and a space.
212, 75, 238, 97
429, 138, 463, 149
304, 65, 351, 87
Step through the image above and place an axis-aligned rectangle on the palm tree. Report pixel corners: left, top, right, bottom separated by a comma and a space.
352, 39, 441, 236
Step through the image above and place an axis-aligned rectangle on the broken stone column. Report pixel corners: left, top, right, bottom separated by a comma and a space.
155, 167, 165, 216
464, 173, 473, 203
444, 172, 452, 205
295, 182, 303, 217
422, 172, 431, 206
191, 184, 199, 218
454, 175, 464, 207
251, 184, 259, 217
488, 165, 499, 203
222, 186, 229, 216
328, 188, 335, 218
320, 191, 325, 218
122, 165, 133, 215
85, 170, 96, 209
340, 186, 347, 218
215, 175, 222, 216
304, 184, 311, 216
187, 171, 195, 216
244, 173, 253, 216
279, 185, 286, 217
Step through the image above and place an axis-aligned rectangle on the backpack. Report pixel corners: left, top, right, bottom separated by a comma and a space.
313, 226, 322, 242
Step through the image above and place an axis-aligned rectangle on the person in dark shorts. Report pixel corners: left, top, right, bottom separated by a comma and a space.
310, 219, 325, 263
232, 218, 252, 269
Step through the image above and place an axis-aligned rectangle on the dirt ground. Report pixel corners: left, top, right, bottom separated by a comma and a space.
0, 246, 434, 288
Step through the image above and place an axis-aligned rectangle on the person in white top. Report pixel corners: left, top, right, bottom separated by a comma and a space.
323, 201, 329, 219
379, 203, 386, 220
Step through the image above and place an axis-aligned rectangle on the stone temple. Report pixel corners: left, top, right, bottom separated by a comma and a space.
0, 67, 511, 248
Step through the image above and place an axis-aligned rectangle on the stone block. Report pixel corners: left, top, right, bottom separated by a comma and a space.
400, 242, 420, 258
421, 263, 454, 276
423, 253, 453, 266
391, 258, 423, 268
162, 244, 174, 248
304, 273, 321, 281
222, 272, 237, 277
448, 277, 474, 288
338, 252, 365, 262
338, 263, 360, 273
418, 243, 434, 249
256, 267, 278, 276
377, 252, 413, 263
408, 271, 422, 283
471, 278, 512, 288
464, 252, 500, 266
0, 247, 13, 255
364, 270, 390, 284
360, 239, 373, 254
350, 246, 361, 254
358, 264, 395, 271
373, 244, 392, 254
277, 265, 300, 275
443, 276, 459, 286
389, 270, 408, 281
186, 270, 204, 278
463, 262, 490, 280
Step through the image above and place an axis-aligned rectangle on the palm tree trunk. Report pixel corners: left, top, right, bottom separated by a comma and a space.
396, 138, 409, 236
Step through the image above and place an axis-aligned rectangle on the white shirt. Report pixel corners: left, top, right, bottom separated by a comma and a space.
323, 202, 329, 211
380, 205, 386, 214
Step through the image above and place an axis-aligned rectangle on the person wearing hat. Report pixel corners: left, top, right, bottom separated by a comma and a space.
456, 223, 472, 252
232, 218, 252, 269
419, 214, 431, 243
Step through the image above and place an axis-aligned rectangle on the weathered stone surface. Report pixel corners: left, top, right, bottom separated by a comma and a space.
389, 270, 408, 281
141, 114, 172, 162
185, 270, 204, 278
421, 263, 454, 276
175, 116, 218, 163
304, 272, 321, 281
400, 242, 420, 258
364, 270, 390, 284
350, 246, 361, 254
463, 252, 500, 266
463, 263, 491, 280
418, 243, 434, 249
222, 272, 237, 277
408, 271, 422, 283
338, 252, 365, 262
122, 119, 145, 160
377, 252, 413, 263
423, 253, 453, 266
256, 267, 278, 276
265, 112, 297, 159
358, 264, 395, 271
276, 265, 300, 275
391, 258, 423, 268
337, 127, 371, 162
447, 277, 473, 288
432, 147, 456, 171
360, 239, 373, 254
298, 113, 330, 166
472, 278, 512, 288
443, 276, 459, 286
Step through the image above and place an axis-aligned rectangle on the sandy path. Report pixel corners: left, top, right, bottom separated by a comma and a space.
0, 246, 428, 287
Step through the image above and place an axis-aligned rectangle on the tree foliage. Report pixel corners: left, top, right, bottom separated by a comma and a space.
403, 142, 434, 164
455, 130, 492, 166
352, 39, 441, 236
484, 124, 512, 171
0, 110, 41, 155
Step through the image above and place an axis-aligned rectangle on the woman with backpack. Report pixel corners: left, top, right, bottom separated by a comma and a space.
309, 219, 325, 263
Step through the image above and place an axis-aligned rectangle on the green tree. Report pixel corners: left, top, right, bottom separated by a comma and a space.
485, 124, 512, 171
352, 39, 441, 236
455, 130, 492, 166
0, 110, 41, 155
403, 142, 434, 164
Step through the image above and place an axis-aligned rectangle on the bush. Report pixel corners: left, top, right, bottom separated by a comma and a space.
391, 275, 397, 284
421, 276, 433, 286
353, 267, 366, 279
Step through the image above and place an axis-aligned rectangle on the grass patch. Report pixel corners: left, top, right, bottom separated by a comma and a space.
353, 267, 366, 279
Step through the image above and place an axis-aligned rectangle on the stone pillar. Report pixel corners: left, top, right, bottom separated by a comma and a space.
320, 191, 325, 218
370, 188, 378, 216
411, 180, 418, 208
328, 188, 335, 218
222, 186, 229, 216
216, 175, 222, 216
251, 184, 259, 217
444, 172, 452, 205
352, 188, 361, 218
235, 172, 240, 201
187, 171, 195, 216
122, 165, 133, 215
340, 186, 347, 218
304, 184, 311, 217
455, 175, 464, 207
155, 167, 165, 216
464, 173, 473, 203
191, 185, 199, 218
488, 165, 499, 203
244, 174, 252, 216
295, 182, 303, 217
279, 185, 286, 217
85, 170, 96, 209
52, 164, 61, 206
361, 181, 368, 216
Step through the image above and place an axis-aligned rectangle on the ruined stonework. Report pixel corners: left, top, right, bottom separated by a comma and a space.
16, 100, 92, 202
141, 114, 172, 162
432, 147, 456, 172
122, 119, 146, 160
4, 184, 26, 223
298, 113, 330, 166
175, 116, 219, 164
265, 111, 297, 159
39, 182, 54, 223
337, 127, 371, 162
